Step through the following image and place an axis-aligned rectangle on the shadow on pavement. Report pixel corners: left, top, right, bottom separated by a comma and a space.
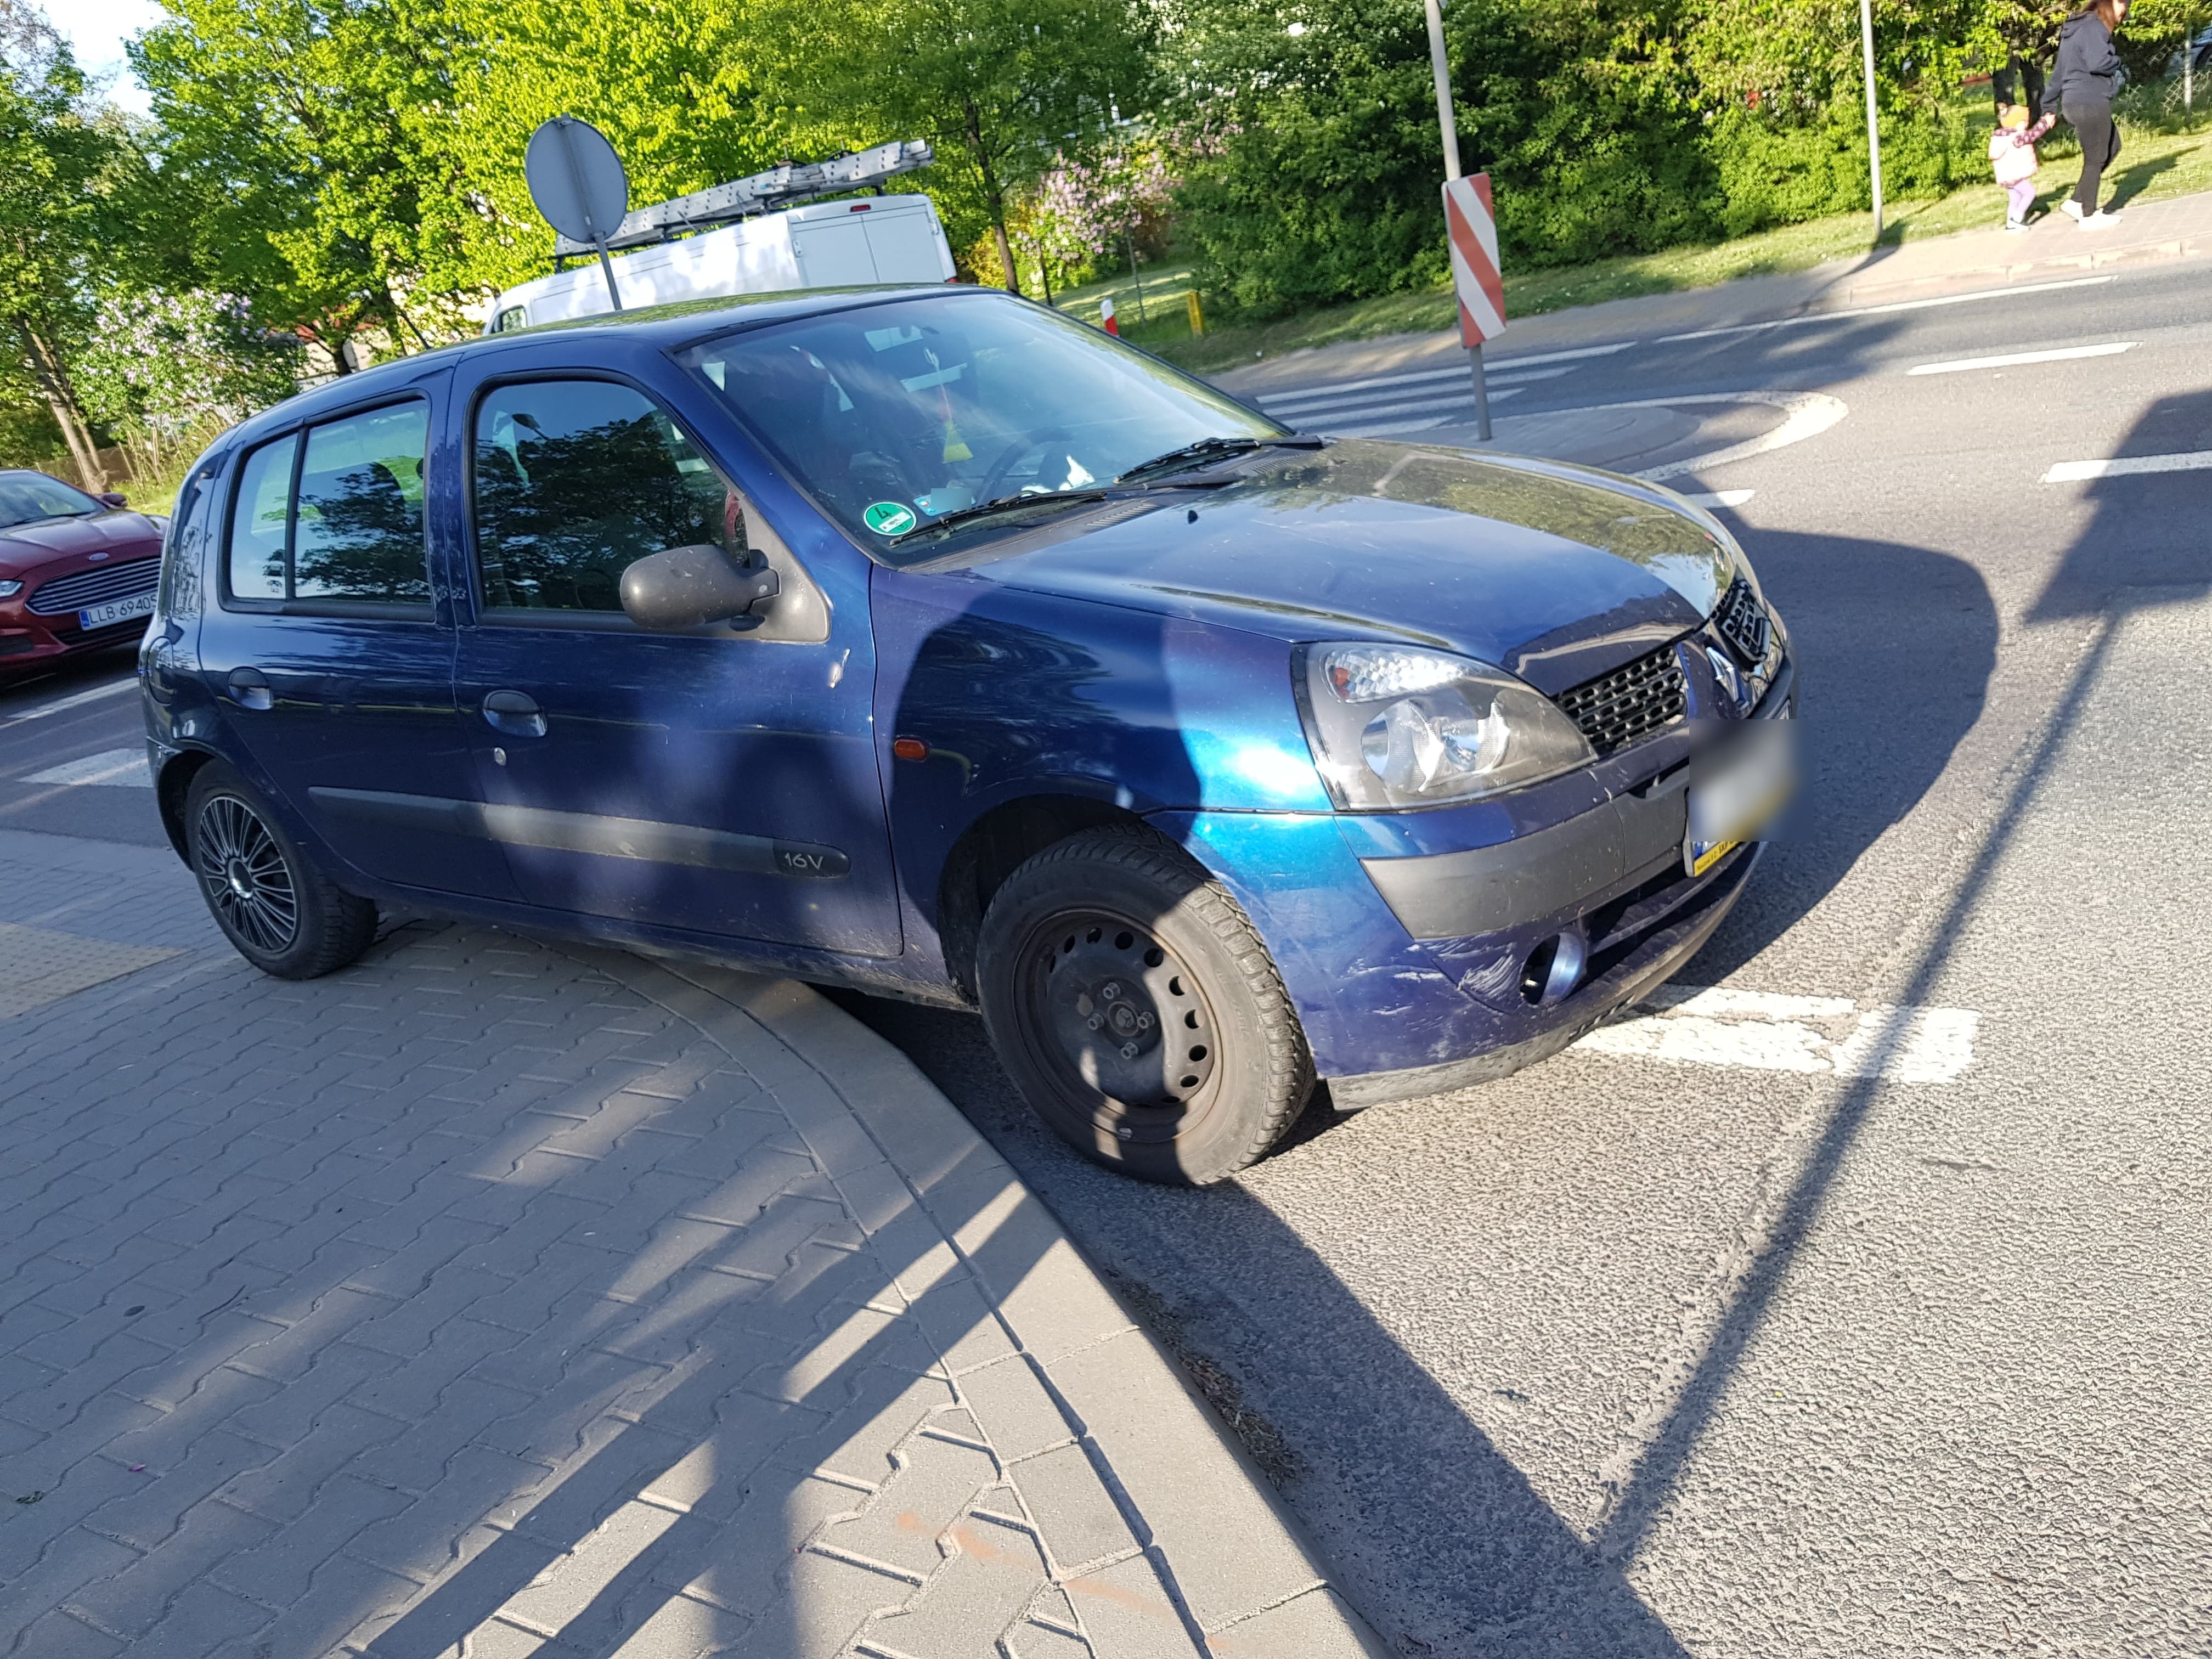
1690, 527, 1998, 978
832, 988, 1696, 1657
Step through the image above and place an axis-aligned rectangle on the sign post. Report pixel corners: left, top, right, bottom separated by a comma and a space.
1423, 0, 1501, 441
1442, 175, 1506, 441
524, 115, 631, 313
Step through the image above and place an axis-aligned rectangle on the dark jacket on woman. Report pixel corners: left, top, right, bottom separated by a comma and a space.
2052, 10, 2122, 112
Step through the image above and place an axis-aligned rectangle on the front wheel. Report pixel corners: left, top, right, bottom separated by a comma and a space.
187, 762, 377, 979
975, 825, 1314, 1185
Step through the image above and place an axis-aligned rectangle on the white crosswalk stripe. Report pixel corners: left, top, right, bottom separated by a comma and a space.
1575, 984, 1979, 1082
24, 747, 152, 788
1254, 351, 1594, 435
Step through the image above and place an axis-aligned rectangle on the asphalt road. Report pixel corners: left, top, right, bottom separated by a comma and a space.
842, 258, 2212, 1657
8, 258, 2209, 1656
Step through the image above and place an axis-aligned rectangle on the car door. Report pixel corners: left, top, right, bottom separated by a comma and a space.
448, 363, 900, 956
194, 379, 522, 900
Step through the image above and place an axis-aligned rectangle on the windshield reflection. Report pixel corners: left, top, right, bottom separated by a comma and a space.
0, 471, 101, 531
679, 294, 1281, 561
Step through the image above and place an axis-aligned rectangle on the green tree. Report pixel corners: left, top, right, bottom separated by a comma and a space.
129, 0, 483, 370
440, 0, 810, 299
0, 6, 126, 487
775, 0, 1156, 294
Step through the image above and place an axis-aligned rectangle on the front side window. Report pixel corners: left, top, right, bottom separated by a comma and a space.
679, 292, 1282, 562
222, 400, 430, 608
472, 379, 745, 614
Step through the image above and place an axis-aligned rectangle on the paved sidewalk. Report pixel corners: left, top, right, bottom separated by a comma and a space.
1215, 185, 2212, 398
0, 826, 1383, 1658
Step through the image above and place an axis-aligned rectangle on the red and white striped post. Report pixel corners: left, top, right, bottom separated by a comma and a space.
1443, 173, 1505, 441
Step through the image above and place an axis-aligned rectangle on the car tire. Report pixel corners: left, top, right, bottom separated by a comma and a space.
975, 824, 1314, 1185
186, 762, 377, 979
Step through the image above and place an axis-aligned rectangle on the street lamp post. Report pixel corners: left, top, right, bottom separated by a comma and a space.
1860, 0, 1885, 238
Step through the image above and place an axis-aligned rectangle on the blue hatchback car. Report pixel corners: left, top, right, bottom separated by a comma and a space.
143, 286, 1793, 1183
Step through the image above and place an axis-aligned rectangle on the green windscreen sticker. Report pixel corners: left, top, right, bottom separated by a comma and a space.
864, 501, 917, 535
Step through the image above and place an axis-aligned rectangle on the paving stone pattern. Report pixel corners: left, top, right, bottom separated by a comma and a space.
0, 830, 1380, 1658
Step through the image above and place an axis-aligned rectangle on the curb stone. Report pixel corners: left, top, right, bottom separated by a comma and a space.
603, 951, 1393, 1658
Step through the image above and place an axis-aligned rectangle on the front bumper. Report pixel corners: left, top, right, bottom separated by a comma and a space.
0, 608, 150, 670
1156, 659, 1794, 1104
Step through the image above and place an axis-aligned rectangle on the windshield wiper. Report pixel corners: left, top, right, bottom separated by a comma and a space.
889, 488, 1115, 547
1112, 433, 1325, 486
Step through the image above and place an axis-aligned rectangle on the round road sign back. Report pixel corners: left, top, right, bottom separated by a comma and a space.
524, 116, 629, 245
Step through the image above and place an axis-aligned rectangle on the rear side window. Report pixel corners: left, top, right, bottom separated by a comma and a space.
472, 379, 742, 613
222, 400, 430, 610
227, 435, 295, 601
294, 405, 430, 602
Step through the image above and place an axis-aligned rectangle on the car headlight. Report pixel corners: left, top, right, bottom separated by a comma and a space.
1297, 643, 1595, 810
0, 580, 21, 599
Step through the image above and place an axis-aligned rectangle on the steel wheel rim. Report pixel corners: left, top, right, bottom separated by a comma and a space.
194, 794, 298, 953
1016, 910, 1219, 1144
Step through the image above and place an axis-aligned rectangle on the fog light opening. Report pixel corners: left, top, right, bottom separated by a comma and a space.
1519, 931, 1588, 1006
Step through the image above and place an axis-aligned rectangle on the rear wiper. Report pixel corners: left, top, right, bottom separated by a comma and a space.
1113, 433, 1325, 486
889, 489, 1114, 547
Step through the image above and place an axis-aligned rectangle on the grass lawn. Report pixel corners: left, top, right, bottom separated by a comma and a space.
1040, 98, 2212, 375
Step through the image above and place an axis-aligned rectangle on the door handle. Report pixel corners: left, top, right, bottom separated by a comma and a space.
482, 689, 547, 737
227, 667, 273, 711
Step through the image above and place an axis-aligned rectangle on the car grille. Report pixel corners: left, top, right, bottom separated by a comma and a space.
26, 557, 160, 616
1556, 642, 1688, 757
1713, 575, 1770, 665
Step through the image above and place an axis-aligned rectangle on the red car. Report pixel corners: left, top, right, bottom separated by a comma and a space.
0, 469, 167, 676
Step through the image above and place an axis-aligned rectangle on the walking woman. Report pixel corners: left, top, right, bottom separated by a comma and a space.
2054, 0, 2129, 226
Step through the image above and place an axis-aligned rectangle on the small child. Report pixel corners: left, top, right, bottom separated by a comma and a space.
1990, 104, 2059, 231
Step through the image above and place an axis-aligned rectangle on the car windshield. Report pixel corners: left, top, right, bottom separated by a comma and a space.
0, 472, 101, 530
679, 294, 1284, 560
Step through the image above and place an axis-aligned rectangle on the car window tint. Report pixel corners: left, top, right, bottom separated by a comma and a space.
293, 404, 431, 603
227, 434, 296, 601
473, 380, 741, 613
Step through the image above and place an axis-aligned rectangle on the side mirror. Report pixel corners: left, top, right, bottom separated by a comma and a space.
97, 491, 128, 509
619, 544, 780, 630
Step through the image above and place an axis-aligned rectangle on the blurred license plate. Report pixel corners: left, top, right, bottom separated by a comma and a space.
1684, 721, 1794, 877
79, 592, 155, 630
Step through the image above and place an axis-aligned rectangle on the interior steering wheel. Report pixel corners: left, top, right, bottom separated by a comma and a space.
978, 428, 1076, 503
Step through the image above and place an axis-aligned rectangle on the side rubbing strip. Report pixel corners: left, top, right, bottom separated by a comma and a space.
307, 788, 850, 879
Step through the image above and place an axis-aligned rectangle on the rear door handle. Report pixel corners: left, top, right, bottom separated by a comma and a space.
227, 667, 272, 711
482, 689, 547, 737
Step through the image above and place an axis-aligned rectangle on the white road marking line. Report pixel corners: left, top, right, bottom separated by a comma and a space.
2, 675, 138, 725
1248, 340, 1634, 407
2042, 450, 2212, 483
1617, 391, 1849, 483
1263, 365, 1570, 414
1481, 341, 1638, 368
1657, 275, 2114, 344
1259, 365, 1493, 403
1680, 489, 1756, 508
1321, 389, 1527, 436
1908, 341, 2136, 375
1575, 984, 1979, 1082
24, 747, 152, 788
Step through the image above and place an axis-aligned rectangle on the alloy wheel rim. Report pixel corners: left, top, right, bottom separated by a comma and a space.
194, 794, 298, 953
1020, 911, 1218, 1141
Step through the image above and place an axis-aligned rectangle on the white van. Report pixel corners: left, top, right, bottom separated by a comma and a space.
484, 194, 957, 333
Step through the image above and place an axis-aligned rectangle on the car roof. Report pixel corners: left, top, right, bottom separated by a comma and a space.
226, 284, 1000, 449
